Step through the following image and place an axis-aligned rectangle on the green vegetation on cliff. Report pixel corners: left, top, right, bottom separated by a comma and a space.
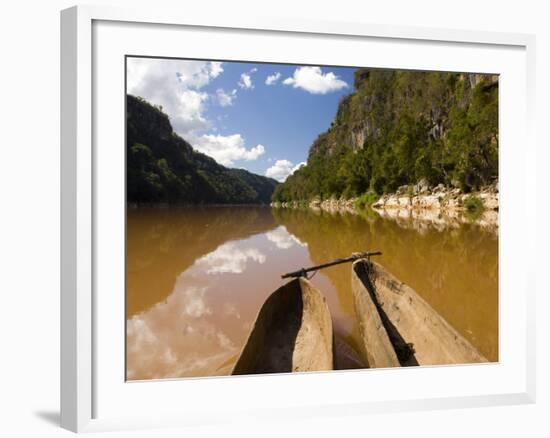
272, 69, 498, 202
127, 95, 278, 204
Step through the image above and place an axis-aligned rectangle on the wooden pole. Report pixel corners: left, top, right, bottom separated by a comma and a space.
281, 251, 382, 279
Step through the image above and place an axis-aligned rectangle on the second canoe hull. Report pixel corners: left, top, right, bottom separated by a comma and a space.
352, 259, 488, 367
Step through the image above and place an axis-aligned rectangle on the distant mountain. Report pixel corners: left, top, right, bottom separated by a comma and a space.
126, 94, 278, 204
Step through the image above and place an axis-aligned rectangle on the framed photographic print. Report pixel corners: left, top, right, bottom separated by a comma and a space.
61, 5, 536, 433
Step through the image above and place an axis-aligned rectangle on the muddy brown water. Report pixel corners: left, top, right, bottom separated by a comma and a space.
126, 206, 498, 380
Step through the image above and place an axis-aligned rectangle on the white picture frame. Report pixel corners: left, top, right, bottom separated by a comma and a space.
60, 4, 536, 433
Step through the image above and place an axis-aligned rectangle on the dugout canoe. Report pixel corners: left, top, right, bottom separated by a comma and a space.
351, 259, 488, 367
232, 277, 333, 375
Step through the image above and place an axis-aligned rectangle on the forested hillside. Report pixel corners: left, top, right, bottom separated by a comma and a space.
127, 95, 278, 204
272, 69, 498, 202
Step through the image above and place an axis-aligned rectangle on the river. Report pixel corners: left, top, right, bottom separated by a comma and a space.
126, 206, 498, 380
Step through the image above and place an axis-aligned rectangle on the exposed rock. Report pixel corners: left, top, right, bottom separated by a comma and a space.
413, 194, 441, 209
414, 178, 430, 195
479, 192, 499, 211
396, 185, 409, 195
372, 197, 386, 209
450, 188, 462, 196
372, 182, 498, 214
384, 196, 401, 209
445, 196, 463, 209
307, 197, 358, 214
310, 198, 321, 208
351, 128, 366, 151
398, 196, 411, 208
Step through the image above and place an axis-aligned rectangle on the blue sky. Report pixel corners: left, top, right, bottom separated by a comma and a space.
127, 57, 356, 181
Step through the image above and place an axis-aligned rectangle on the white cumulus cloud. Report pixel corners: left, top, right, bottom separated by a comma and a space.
265, 72, 281, 85
127, 58, 223, 134
265, 160, 306, 182
238, 73, 253, 89
127, 58, 267, 168
209, 62, 224, 78
216, 88, 237, 107
238, 68, 257, 90
193, 134, 265, 166
282, 66, 348, 94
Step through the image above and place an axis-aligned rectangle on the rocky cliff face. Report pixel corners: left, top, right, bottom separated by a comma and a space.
311, 70, 498, 156
273, 68, 498, 203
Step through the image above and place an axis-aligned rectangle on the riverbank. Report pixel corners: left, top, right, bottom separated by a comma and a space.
371, 180, 498, 212
271, 180, 499, 231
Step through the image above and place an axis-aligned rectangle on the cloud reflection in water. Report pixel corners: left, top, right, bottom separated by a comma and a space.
126, 238, 274, 380
196, 242, 266, 274
266, 225, 307, 249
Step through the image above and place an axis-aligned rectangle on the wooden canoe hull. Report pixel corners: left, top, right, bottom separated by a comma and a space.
352, 259, 488, 366
232, 278, 333, 375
